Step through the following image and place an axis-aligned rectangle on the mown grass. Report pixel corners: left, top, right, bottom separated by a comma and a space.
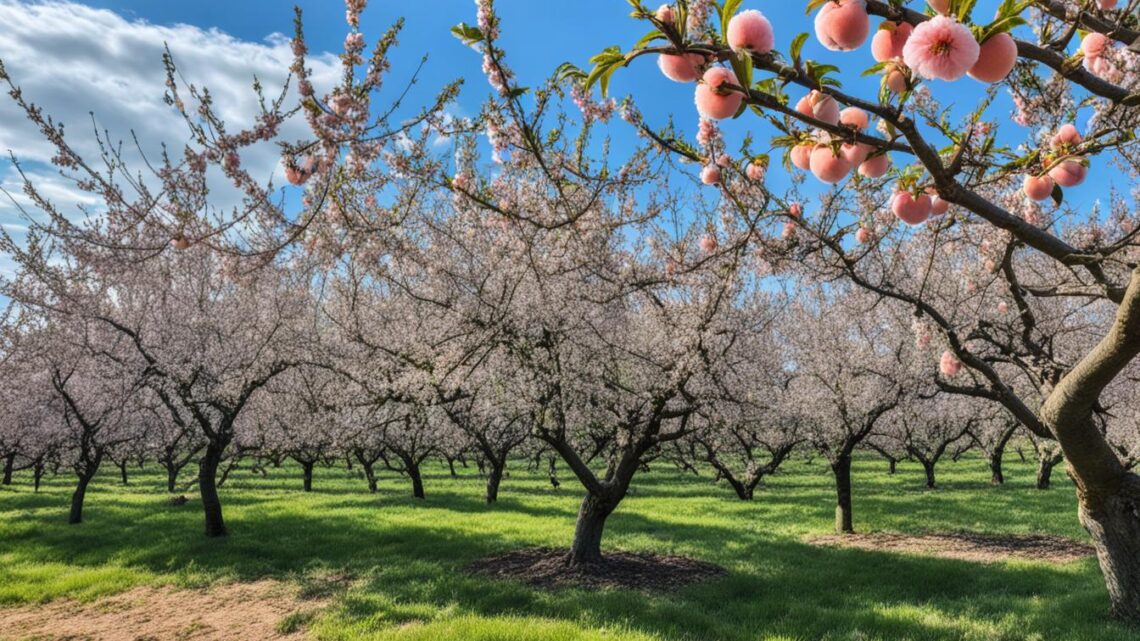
0, 453, 1133, 641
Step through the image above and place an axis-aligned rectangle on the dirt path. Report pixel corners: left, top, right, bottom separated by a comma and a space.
809, 531, 1095, 564
0, 579, 324, 641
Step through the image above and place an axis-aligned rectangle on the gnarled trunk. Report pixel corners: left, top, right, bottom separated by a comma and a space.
831, 455, 854, 534
403, 456, 424, 499
69, 474, 93, 524
989, 452, 1005, 485
1037, 455, 1060, 490
362, 460, 378, 493
922, 460, 937, 489
1080, 474, 1140, 621
166, 465, 179, 493
486, 458, 504, 503
198, 444, 227, 537
567, 492, 617, 566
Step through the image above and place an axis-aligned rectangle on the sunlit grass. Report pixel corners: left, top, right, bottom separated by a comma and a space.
0, 454, 1132, 640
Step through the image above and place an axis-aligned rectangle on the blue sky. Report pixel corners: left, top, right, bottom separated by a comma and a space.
0, 0, 1116, 245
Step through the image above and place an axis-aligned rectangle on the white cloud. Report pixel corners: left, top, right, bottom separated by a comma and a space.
0, 0, 342, 234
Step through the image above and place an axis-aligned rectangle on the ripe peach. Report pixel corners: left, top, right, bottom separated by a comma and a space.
700, 165, 722, 185
727, 10, 775, 54
968, 33, 1017, 83
885, 67, 908, 93
930, 194, 950, 216
841, 142, 872, 166
891, 191, 932, 225
871, 21, 912, 62
839, 107, 869, 130
858, 153, 891, 178
1022, 174, 1054, 201
809, 145, 853, 183
795, 90, 840, 125
1049, 159, 1087, 187
815, 0, 870, 51
695, 67, 743, 119
658, 53, 704, 82
790, 143, 813, 170
1050, 123, 1082, 149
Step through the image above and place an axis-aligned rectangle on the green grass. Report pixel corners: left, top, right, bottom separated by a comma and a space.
0, 454, 1133, 641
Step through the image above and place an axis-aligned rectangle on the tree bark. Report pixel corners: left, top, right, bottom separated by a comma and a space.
199, 445, 227, 537
2, 452, 14, 485
831, 455, 854, 534
990, 452, 1005, 485
922, 460, 937, 489
888, 458, 897, 475
1080, 474, 1140, 621
33, 461, 45, 493
69, 475, 92, 524
407, 460, 424, 499
447, 457, 458, 478
301, 461, 314, 492
118, 461, 129, 485
362, 460, 378, 493
567, 492, 616, 566
486, 458, 504, 503
166, 465, 178, 493
1037, 456, 1060, 490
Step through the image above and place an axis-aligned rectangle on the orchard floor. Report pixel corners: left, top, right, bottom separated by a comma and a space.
0, 455, 1134, 641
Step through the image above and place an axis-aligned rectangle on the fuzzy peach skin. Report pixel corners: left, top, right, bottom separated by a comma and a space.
891, 191, 932, 225
658, 52, 704, 82
968, 32, 1017, 83
727, 10, 774, 54
1023, 174, 1055, 201
871, 21, 912, 62
694, 67, 743, 119
809, 145, 854, 183
815, 0, 870, 52
858, 153, 891, 178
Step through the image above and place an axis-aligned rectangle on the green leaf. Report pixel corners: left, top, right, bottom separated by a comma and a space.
720, 0, 744, 39
450, 22, 484, 46
729, 51, 753, 94
790, 32, 809, 68
633, 30, 665, 50
805, 0, 830, 14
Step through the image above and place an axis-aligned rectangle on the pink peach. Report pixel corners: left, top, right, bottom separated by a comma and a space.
658, 53, 705, 82
815, 0, 870, 52
1023, 174, 1054, 201
695, 67, 743, 119
790, 143, 813, 170
891, 191, 932, 225
871, 21, 912, 62
1049, 159, 1087, 187
810, 145, 854, 183
858, 153, 891, 178
727, 10, 775, 54
968, 32, 1017, 83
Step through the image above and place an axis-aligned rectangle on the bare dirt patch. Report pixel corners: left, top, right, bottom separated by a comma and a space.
467, 548, 727, 592
809, 531, 1095, 565
0, 579, 326, 641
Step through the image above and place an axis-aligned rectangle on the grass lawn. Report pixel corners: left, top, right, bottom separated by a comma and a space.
0, 453, 1133, 641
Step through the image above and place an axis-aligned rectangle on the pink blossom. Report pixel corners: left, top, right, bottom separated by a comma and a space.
939, 350, 962, 377
699, 234, 719, 252
700, 165, 722, 185
902, 16, 980, 81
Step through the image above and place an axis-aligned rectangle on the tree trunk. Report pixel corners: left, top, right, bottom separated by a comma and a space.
447, 457, 458, 478
302, 461, 314, 492
989, 452, 1005, 485
33, 462, 44, 493
166, 464, 178, 493
486, 458, 504, 503
407, 460, 425, 499
69, 475, 92, 524
922, 460, 937, 489
199, 445, 227, 537
362, 460, 378, 493
888, 458, 897, 475
118, 461, 129, 485
1037, 456, 1059, 490
2, 452, 14, 485
567, 492, 616, 566
1080, 474, 1140, 621
831, 455, 854, 534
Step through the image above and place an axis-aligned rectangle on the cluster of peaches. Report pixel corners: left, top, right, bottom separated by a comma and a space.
653, 0, 1101, 229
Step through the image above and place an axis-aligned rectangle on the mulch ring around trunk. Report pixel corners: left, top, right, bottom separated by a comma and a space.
808, 531, 1095, 564
467, 548, 728, 592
